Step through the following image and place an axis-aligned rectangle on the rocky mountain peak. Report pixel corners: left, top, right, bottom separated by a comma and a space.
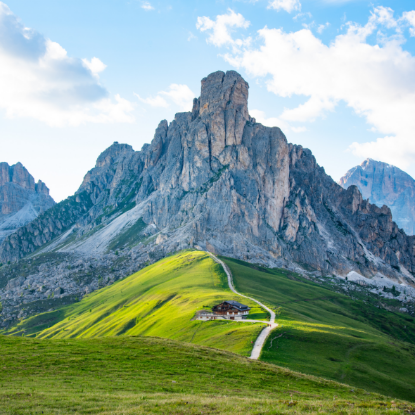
0, 162, 55, 244
96, 142, 134, 168
0, 162, 35, 190
197, 70, 249, 117
339, 158, 415, 235
10, 162, 35, 190
2, 69, 415, 327
0, 161, 51, 195
188, 70, 252, 162
361, 158, 394, 170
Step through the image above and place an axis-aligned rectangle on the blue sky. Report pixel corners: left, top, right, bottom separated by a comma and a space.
2, 0, 415, 201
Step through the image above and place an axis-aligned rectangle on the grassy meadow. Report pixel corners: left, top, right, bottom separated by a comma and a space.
2, 249, 415, 412
223, 257, 415, 402
4, 251, 265, 356
0, 334, 412, 414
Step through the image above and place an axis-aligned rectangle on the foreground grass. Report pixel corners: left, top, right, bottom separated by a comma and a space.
223, 257, 415, 402
4, 251, 265, 356
0, 335, 412, 414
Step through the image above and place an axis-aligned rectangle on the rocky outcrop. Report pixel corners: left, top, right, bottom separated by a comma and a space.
339, 159, 415, 236
0, 163, 55, 245
286, 151, 415, 280
0, 70, 414, 325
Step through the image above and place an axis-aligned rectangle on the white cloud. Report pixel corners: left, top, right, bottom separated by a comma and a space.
317, 22, 330, 34
250, 109, 306, 133
371, 6, 397, 29
293, 12, 312, 21
196, 9, 250, 48
268, 0, 301, 13
302, 21, 315, 30
135, 93, 169, 108
141, 2, 154, 11
198, 6, 415, 168
291, 126, 307, 133
250, 109, 288, 130
322, 0, 362, 3
0, 2, 134, 126
135, 84, 195, 111
402, 11, 415, 36
160, 84, 195, 111
281, 96, 336, 122
82, 57, 107, 76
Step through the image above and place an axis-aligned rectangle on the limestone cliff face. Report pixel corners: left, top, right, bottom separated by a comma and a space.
0, 163, 55, 244
339, 159, 415, 236
0, 71, 414, 290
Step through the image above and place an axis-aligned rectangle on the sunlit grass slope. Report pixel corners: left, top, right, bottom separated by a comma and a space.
1, 335, 412, 414
6, 251, 265, 356
222, 257, 415, 402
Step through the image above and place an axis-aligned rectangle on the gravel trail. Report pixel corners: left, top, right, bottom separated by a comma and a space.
206, 252, 278, 360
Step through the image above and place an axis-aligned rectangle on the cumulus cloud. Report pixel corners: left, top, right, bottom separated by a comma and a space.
196, 9, 250, 49
0, 2, 134, 126
281, 97, 336, 122
135, 84, 195, 111
197, 6, 415, 168
371, 6, 397, 29
268, 0, 301, 13
82, 57, 107, 76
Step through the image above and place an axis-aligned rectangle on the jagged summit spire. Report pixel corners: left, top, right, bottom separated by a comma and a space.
198, 70, 249, 116
191, 70, 251, 154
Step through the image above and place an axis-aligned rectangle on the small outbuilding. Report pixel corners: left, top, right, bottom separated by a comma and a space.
195, 300, 250, 321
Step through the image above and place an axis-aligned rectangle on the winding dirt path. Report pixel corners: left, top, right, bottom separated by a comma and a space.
206, 252, 278, 360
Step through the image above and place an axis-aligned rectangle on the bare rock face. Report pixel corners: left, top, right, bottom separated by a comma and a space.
339, 159, 415, 235
0, 163, 55, 244
0, 70, 415, 326
196, 70, 250, 153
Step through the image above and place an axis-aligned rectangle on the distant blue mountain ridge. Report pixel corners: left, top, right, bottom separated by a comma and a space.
339, 158, 415, 236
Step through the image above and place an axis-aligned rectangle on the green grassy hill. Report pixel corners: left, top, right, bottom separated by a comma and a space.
0, 334, 412, 414
4, 249, 415, 404
223, 257, 415, 402
4, 251, 265, 356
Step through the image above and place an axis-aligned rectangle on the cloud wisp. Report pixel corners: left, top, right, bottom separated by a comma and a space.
268, 0, 301, 13
197, 6, 415, 168
141, 2, 154, 11
135, 84, 195, 112
403, 11, 415, 36
0, 2, 134, 126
